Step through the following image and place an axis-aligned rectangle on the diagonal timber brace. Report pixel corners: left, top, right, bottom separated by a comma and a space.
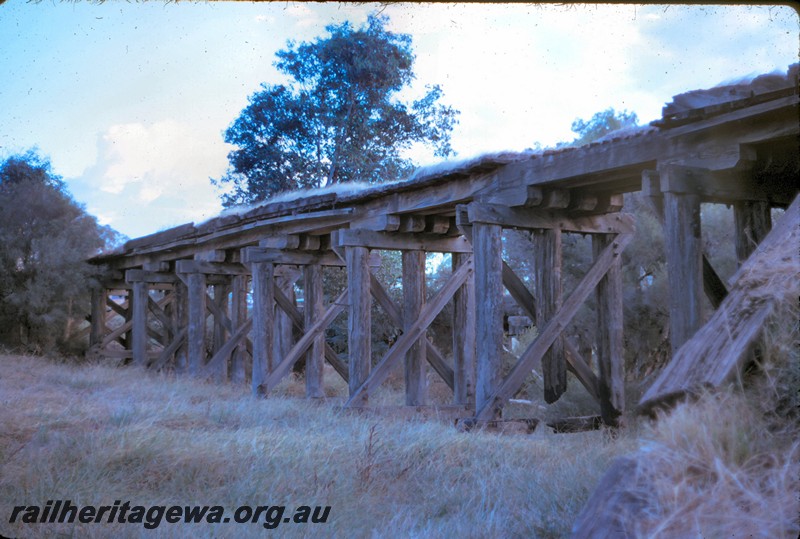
475, 232, 633, 421
345, 256, 473, 407
262, 289, 349, 392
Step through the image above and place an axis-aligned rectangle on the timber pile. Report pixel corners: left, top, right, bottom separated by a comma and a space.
639, 193, 800, 413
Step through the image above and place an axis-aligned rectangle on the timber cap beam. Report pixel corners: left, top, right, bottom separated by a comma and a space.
336, 228, 472, 253
457, 203, 635, 234
242, 245, 381, 267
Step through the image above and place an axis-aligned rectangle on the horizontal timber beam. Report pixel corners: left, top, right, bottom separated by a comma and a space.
462, 203, 635, 234
337, 229, 472, 253
242, 247, 346, 266
125, 269, 178, 284
176, 260, 249, 275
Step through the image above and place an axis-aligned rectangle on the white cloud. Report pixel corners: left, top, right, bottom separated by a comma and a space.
70, 120, 231, 238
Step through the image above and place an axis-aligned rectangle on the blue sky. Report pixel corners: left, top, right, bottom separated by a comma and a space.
1, 2, 797, 238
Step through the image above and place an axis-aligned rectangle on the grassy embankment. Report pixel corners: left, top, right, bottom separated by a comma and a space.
1, 310, 797, 538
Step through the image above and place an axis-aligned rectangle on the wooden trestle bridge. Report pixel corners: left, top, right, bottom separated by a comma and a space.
87, 66, 799, 426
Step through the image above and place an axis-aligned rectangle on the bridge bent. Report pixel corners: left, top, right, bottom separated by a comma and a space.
88, 65, 798, 426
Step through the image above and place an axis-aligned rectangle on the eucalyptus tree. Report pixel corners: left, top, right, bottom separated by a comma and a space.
216, 14, 459, 205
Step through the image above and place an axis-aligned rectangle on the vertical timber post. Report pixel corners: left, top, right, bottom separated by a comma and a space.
122, 289, 132, 353
533, 228, 565, 403
174, 278, 189, 372
275, 273, 295, 366
403, 250, 427, 406
304, 264, 325, 398
347, 246, 371, 404
251, 261, 275, 397
212, 281, 230, 381
593, 234, 625, 426
734, 200, 772, 265
230, 274, 248, 384
130, 277, 149, 367
473, 222, 504, 417
452, 252, 476, 406
187, 272, 208, 376
661, 166, 704, 354
90, 286, 107, 348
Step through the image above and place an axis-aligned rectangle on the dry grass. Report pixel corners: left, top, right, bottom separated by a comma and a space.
623, 306, 800, 538
3, 303, 797, 538
0, 353, 634, 538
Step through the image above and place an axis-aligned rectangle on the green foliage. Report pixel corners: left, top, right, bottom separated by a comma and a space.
216, 14, 459, 206
0, 150, 120, 353
566, 107, 639, 147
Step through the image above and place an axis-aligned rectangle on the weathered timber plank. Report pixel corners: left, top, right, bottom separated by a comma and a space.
142, 261, 170, 272
212, 282, 231, 381
473, 222, 504, 416
259, 235, 300, 250
274, 276, 295, 373
105, 210, 356, 270
542, 189, 570, 209
176, 260, 249, 275
90, 288, 107, 347
398, 214, 426, 233
640, 194, 799, 412
230, 275, 248, 384
337, 229, 472, 253
452, 252, 476, 406
131, 280, 149, 367
194, 250, 226, 262
346, 257, 472, 407
264, 290, 348, 392
304, 264, 325, 398
482, 135, 662, 194
475, 232, 633, 421
347, 246, 372, 401
250, 261, 274, 397
593, 234, 625, 426
594, 193, 624, 213
643, 169, 729, 309
125, 269, 178, 284
242, 247, 347, 266
403, 250, 427, 406
348, 213, 400, 231
425, 215, 451, 234
568, 193, 598, 211
298, 235, 321, 250
485, 183, 543, 207
662, 171, 704, 354
187, 272, 207, 376
466, 202, 635, 233
571, 457, 653, 538
123, 222, 196, 252
173, 278, 189, 372
534, 227, 566, 404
